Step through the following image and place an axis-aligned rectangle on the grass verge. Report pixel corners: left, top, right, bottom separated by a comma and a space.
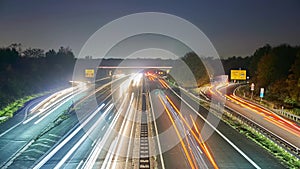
180, 85, 300, 168
221, 111, 300, 168
0, 93, 46, 123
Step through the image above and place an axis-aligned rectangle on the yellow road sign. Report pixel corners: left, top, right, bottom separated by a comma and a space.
85, 69, 94, 78
230, 70, 246, 80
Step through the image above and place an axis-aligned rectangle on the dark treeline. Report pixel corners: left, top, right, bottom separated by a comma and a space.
0, 44, 75, 109
223, 44, 300, 107
181, 44, 300, 108
1, 43, 299, 110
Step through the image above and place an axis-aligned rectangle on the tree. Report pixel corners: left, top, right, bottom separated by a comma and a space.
0, 45, 76, 109
249, 44, 271, 78
0, 48, 20, 72
286, 50, 300, 104
178, 52, 209, 87
8, 43, 22, 54
22, 48, 45, 58
256, 53, 275, 88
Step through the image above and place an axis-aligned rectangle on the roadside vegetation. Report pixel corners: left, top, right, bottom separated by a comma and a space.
0, 44, 75, 121
0, 44, 75, 110
0, 93, 45, 123
222, 112, 300, 169
236, 85, 300, 116
183, 87, 300, 168
223, 44, 300, 114
180, 44, 300, 115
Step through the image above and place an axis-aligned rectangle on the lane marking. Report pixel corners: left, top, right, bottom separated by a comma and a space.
0, 98, 40, 137
54, 104, 113, 169
125, 103, 138, 169
82, 93, 129, 169
76, 160, 84, 169
149, 91, 166, 169
110, 93, 135, 169
33, 103, 106, 169
168, 85, 261, 169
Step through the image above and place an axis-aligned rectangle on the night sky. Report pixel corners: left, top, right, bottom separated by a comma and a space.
0, 0, 299, 58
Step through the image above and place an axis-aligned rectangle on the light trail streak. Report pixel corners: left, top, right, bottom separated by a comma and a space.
23, 88, 82, 124
158, 79, 167, 89
110, 93, 135, 169
33, 103, 107, 169
183, 125, 199, 169
83, 93, 129, 169
226, 95, 300, 137
165, 95, 219, 169
54, 104, 114, 168
98, 66, 173, 69
230, 95, 300, 131
74, 76, 127, 108
158, 95, 196, 169
168, 83, 261, 169
148, 90, 166, 169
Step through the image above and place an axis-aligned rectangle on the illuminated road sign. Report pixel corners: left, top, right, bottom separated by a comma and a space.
230, 70, 246, 80
260, 88, 264, 98
85, 69, 95, 78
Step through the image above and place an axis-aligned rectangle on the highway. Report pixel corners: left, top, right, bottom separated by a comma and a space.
207, 83, 300, 151
0, 73, 286, 169
146, 75, 283, 169
0, 82, 88, 168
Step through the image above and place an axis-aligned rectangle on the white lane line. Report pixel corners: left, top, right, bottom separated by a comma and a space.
76, 160, 84, 169
169, 86, 261, 169
85, 106, 123, 169
101, 126, 106, 131
33, 103, 107, 169
101, 138, 117, 169
54, 104, 114, 169
0, 99, 39, 137
149, 92, 166, 169
125, 105, 137, 169
91, 140, 96, 147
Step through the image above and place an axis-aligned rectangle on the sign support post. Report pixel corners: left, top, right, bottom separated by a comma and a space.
250, 83, 255, 100
260, 88, 264, 103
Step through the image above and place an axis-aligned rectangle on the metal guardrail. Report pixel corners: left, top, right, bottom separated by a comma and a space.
224, 106, 300, 157
179, 86, 300, 157
234, 85, 300, 123
274, 109, 300, 123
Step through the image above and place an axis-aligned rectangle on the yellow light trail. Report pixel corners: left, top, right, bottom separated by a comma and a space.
225, 95, 300, 137
190, 115, 217, 169
230, 95, 300, 130
183, 124, 199, 169
158, 79, 168, 89
158, 95, 196, 169
159, 79, 218, 168
165, 95, 219, 169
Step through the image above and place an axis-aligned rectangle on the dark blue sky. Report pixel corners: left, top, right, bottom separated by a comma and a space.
0, 0, 299, 58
